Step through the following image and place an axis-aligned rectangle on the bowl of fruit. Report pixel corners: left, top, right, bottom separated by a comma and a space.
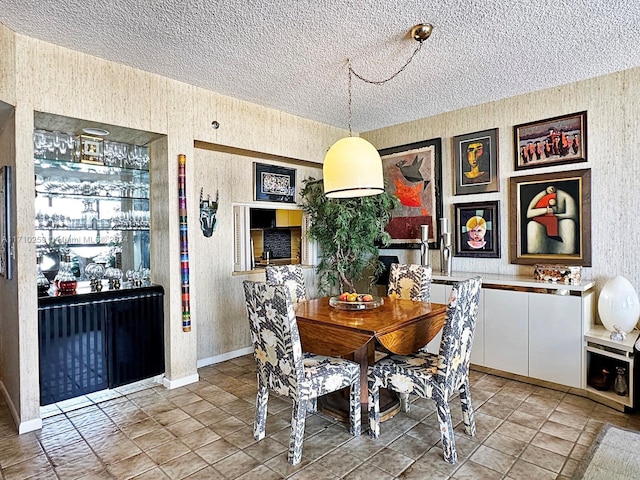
329, 292, 384, 310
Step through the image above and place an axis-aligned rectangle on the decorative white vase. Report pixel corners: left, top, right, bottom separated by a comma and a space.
598, 275, 640, 334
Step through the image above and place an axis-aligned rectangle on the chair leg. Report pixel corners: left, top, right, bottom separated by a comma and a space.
400, 392, 411, 412
288, 399, 307, 465
459, 380, 476, 437
307, 397, 317, 413
254, 383, 269, 441
349, 380, 361, 436
435, 397, 457, 464
367, 379, 381, 439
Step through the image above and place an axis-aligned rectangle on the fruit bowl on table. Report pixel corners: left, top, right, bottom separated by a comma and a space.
329, 295, 384, 310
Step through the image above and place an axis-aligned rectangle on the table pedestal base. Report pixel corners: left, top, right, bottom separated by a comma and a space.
317, 388, 401, 423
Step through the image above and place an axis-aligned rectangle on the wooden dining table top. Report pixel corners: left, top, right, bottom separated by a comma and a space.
294, 296, 447, 358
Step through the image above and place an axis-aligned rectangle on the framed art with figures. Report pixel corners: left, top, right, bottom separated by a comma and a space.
254, 162, 296, 203
453, 128, 499, 195
509, 168, 591, 265
453, 201, 500, 258
379, 138, 443, 249
514, 111, 587, 170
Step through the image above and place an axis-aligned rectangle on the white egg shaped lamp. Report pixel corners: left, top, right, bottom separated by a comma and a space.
598, 275, 640, 334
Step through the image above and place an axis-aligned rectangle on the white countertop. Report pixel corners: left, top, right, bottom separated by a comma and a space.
431, 271, 594, 292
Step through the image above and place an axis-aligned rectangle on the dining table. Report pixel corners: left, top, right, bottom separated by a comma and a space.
294, 296, 447, 421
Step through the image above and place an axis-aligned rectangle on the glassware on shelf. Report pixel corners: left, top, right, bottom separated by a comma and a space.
54, 253, 77, 294
614, 366, 628, 396
81, 200, 98, 229
105, 267, 123, 289
85, 262, 106, 292
36, 253, 50, 295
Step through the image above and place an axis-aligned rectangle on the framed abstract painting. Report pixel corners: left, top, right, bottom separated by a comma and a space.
253, 162, 296, 203
379, 138, 443, 249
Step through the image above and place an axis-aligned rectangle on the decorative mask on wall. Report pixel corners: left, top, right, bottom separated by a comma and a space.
199, 188, 219, 237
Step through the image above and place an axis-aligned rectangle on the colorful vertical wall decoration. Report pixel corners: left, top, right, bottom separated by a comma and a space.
178, 154, 191, 332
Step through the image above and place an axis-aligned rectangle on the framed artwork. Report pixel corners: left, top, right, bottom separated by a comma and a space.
453, 201, 500, 258
453, 128, 499, 195
509, 168, 591, 266
0, 165, 12, 279
254, 162, 296, 203
514, 111, 587, 170
379, 138, 442, 249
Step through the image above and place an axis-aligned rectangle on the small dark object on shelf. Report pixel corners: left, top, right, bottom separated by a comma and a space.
590, 368, 611, 391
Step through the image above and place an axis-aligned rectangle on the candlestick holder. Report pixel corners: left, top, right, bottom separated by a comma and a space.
420, 225, 430, 267
440, 232, 452, 275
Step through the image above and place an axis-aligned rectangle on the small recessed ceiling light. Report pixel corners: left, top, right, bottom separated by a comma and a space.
82, 127, 110, 136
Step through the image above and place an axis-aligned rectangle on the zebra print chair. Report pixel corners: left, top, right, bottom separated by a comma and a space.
243, 280, 361, 465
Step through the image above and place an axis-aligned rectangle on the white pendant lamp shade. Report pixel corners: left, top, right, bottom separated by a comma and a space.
598, 275, 640, 333
323, 137, 384, 198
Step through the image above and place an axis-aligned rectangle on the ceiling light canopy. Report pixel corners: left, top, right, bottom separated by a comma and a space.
323, 24, 432, 199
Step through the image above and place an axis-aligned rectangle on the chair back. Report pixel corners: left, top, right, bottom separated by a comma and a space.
436, 277, 482, 394
387, 263, 432, 301
243, 280, 305, 398
265, 264, 308, 303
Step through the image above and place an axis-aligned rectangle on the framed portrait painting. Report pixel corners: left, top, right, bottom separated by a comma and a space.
253, 162, 296, 203
509, 169, 591, 266
514, 111, 587, 170
379, 138, 443, 249
453, 201, 500, 258
453, 128, 499, 195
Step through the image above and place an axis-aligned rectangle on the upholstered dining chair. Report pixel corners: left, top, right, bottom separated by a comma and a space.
368, 276, 482, 464
242, 280, 361, 465
387, 262, 432, 302
265, 264, 308, 303
385, 263, 433, 409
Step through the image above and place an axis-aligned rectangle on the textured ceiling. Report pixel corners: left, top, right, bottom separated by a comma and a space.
1, 0, 639, 133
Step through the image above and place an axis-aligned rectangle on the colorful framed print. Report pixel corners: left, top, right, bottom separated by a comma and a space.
453, 128, 499, 195
514, 111, 587, 170
254, 162, 296, 203
379, 138, 443, 249
509, 169, 591, 266
453, 201, 500, 258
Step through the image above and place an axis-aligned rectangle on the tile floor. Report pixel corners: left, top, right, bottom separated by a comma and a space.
1, 355, 639, 479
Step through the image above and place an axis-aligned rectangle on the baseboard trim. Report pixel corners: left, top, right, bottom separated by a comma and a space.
0, 381, 42, 434
197, 347, 253, 369
162, 373, 200, 390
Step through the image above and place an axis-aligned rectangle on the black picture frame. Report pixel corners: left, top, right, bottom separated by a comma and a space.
253, 162, 296, 203
509, 169, 591, 266
453, 201, 500, 258
453, 128, 499, 195
514, 111, 587, 170
0, 165, 12, 279
379, 138, 443, 249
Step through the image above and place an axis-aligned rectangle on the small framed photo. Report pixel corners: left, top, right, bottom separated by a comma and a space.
254, 162, 296, 203
509, 169, 591, 265
453, 201, 500, 258
453, 128, 499, 195
514, 111, 587, 170
79, 135, 104, 165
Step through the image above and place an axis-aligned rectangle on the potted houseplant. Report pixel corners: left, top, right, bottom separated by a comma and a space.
299, 177, 399, 295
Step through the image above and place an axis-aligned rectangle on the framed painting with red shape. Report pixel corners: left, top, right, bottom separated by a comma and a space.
378, 138, 443, 249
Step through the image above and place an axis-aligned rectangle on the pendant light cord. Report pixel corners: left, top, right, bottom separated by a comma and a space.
347, 41, 423, 136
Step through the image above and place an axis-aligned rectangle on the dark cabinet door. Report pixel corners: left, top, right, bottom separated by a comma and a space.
38, 301, 109, 406
106, 291, 165, 388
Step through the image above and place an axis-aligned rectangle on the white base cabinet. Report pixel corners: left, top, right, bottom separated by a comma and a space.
433, 273, 594, 391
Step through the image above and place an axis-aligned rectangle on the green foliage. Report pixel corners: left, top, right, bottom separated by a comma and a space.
299, 177, 399, 295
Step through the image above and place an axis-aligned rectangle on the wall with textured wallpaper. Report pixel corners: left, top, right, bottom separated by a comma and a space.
363, 69, 640, 294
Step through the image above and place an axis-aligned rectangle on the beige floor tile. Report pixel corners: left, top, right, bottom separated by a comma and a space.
106, 452, 156, 479
530, 430, 574, 456
469, 444, 516, 474
159, 451, 209, 479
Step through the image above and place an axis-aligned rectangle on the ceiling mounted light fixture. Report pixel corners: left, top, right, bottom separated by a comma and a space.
323, 23, 433, 198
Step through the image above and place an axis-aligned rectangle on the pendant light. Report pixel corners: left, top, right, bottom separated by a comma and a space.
323, 23, 433, 198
